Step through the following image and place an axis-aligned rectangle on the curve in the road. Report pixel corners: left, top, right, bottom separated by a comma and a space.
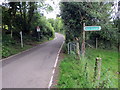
2, 33, 64, 88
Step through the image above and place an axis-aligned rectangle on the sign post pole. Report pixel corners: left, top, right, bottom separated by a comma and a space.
82, 23, 85, 57
82, 25, 101, 56
38, 32, 40, 41
20, 31, 23, 48
37, 26, 40, 41
96, 38, 98, 49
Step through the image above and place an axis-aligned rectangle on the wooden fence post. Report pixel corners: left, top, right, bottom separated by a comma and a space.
75, 38, 80, 60
96, 38, 98, 49
76, 41, 80, 60
94, 57, 102, 81
68, 42, 70, 54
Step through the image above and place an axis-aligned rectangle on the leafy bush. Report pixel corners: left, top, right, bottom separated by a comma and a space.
36, 16, 55, 39
2, 34, 16, 46
2, 45, 11, 58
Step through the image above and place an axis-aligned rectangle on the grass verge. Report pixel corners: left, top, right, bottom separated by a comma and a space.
57, 48, 118, 88
2, 35, 54, 59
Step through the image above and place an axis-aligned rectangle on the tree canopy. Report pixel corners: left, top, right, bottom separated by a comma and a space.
60, 2, 118, 49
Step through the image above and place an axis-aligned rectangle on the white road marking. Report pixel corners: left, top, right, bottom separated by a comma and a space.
54, 56, 58, 68
48, 75, 53, 88
52, 69, 55, 74
48, 40, 64, 88
1, 33, 64, 88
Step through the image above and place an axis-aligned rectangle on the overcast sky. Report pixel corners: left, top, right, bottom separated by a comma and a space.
0, 0, 61, 19
44, 0, 119, 20
44, 0, 61, 19
0, 0, 119, 19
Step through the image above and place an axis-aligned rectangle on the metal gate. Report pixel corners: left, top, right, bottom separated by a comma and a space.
67, 42, 77, 54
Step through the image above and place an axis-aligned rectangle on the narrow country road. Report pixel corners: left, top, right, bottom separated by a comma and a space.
2, 33, 64, 88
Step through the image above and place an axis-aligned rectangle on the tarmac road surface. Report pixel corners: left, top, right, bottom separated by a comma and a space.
2, 33, 64, 88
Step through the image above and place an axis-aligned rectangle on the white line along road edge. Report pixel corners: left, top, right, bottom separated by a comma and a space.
48, 40, 65, 88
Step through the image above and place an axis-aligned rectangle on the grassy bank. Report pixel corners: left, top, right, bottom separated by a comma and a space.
57, 48, 118, 88
2, 34, 54, 59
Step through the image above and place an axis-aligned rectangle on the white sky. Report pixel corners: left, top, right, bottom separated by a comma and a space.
44, 0, 119, 20
111, 0, 119, 20
0, 0, 4, 5
43, 0, 61, 19
1, 0, 119, 19
0, 0, 61, 19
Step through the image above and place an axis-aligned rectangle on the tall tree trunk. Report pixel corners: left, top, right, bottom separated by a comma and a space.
11, 29, 12, 38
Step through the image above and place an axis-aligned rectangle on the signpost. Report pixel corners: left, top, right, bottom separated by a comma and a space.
37, 26, 40, 32
82, 23, 86, 57
37, 26, 40, 41
84, 26, 101, 31
20, 31, 23, 48
82, 24, 101, 57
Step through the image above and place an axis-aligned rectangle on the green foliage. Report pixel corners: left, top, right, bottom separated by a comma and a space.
48, 17, 65, 34
46, 5, 53, 12
2, 45, 11, 58
60, 2, 94, 42
2, 33, 54, 58
57, 48, 118, 88
2, 2, 55, 37
2, 2, 56, 58
38, 16, 55, 38
60, 2, 118, 49
2, 34, 16, 45
62, 43, 68, 54
48, 18, 55, 27
54, 17, 64, 33
2, 34, 16, 58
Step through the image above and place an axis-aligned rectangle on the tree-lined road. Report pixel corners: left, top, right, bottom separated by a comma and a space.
2, 33, 64, 88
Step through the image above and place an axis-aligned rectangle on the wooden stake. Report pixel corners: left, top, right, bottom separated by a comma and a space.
76, 41, 80, 60
97, 58, 102, 80
94, 57, 102, 81
68, 43, 70, 54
